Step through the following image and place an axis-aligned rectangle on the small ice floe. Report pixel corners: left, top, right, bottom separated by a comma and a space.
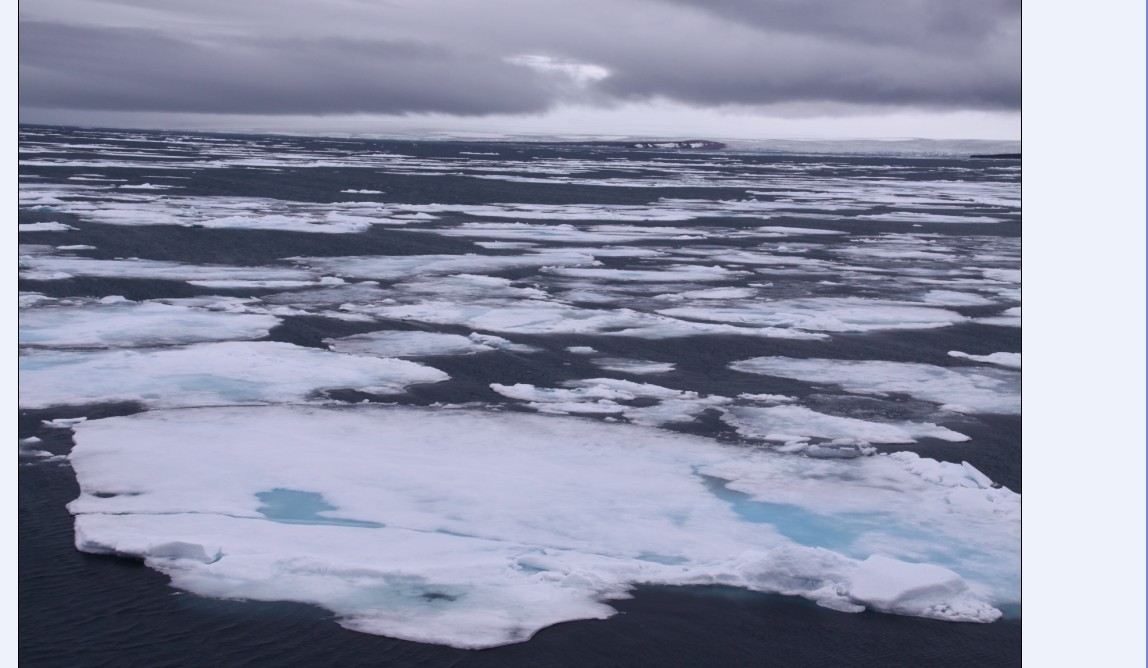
918, 290, 998, 306
19, 222, 78, 232
660, 297, 966, 333
325, 331, 498, 358
544, 265, 747, 283
731, 356, 1019, 415
358, 299, 828, 340
974, 307, 1021, 327
948, 351, 1021, 369
720, 405, 969, 447
591, 358, 676, 375
491, 378, 727, 426
20, 436, 67, 463
855, 212, 1004, 224
290, 250, 598, 281
737, 393, 797, 405
42, 417, 87, 429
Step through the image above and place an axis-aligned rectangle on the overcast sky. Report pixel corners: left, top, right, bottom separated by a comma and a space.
19, 0, 1020, 140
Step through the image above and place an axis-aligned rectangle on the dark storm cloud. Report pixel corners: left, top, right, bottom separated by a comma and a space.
655, 0, 1020, 51
19, 21, 553, 115
19, 0, 1020, 118
573, 0, 1019, 110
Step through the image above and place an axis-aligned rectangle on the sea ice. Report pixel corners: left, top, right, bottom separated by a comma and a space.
660, 298, 966, 333
19, 222, 77, 232
354, 300, 827, 340
731, 356, 1020, 414
720, 405, 969, 445
289, 251, 598, 281
20, 300, 280, 348
65, 406, 1017, 648
20, 256, 318, 283
325, 331, 498, 358
19, 342, 448, 409
975, 307, 1021, 327
948, 351, 1022, 369
591, 358, 676, 374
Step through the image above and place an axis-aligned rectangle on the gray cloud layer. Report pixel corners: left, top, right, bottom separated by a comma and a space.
20, 0, 1019, 118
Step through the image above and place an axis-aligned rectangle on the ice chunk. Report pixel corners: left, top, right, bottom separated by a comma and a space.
19, 222, 78, 231
326, 331, 495, 358
948, 351, 1021, 369
919, 290, 998, 306
591, 358, 676, 374
545, 265, 748, 283
493, 378, 728, 425
847, 555, 1000, 622
975, 307, 1021, 327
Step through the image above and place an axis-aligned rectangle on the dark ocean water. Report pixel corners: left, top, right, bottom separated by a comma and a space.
19, 125, 1021, 665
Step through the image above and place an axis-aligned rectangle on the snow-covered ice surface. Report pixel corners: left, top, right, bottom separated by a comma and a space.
731, 356, 1020, 415
19, 342, 448, 409
19, 126, 1020, 660
68, 406, 1016, 649
19, 299, 280, 348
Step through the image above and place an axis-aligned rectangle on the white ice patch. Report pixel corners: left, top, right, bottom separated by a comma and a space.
919, 290, 998, 306
19, 342, 448, 409
975, 307, 1021, 327
660, 298, 966, 333
544, 265, 747, 283
19, 222, 78, 232
948, 351, 1021, 369
731, 357, 1020, 415
855, 213, 1005, 224
755, 226, 845, 236
67, 406, 1016, 648
492, 378, 727, 425
325, 331, 497, 358
20, 256, 317, 283
423, 222, 713, 243
591, 358, 676, 375
721, 405, 969, 445
290, 251, 598, 281
19, 300, 280, 348
353, 300, 828, 340
670, 287, 759, 300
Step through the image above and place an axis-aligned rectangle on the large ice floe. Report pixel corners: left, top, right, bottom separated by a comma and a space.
19, 342, 447, 409
67, 406, 1018, 649
19, 298, 280, 348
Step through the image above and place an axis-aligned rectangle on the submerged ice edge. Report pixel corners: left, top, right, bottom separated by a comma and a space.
65, 405, 1019, 649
